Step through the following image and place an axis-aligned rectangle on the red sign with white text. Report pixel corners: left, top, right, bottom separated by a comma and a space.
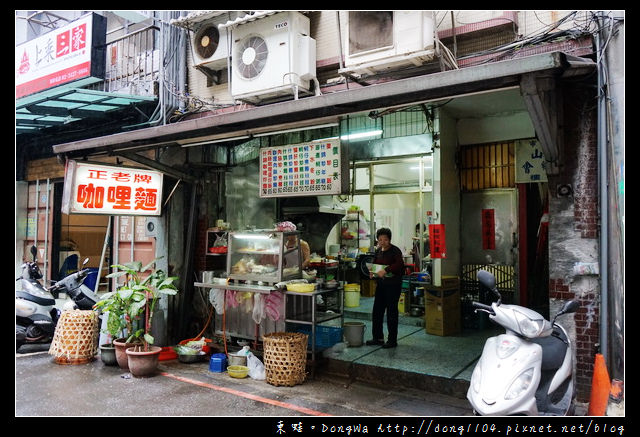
62, 160, 163, 216
16, 14, 103, 98
429, 224, 446, 258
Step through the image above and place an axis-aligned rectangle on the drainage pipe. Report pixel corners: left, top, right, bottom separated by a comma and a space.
595, 11, 609, 362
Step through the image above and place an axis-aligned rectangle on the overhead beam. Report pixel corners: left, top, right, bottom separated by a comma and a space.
117, 151, 196, 183
520, 73, 561, 174
51, 52, 594, 159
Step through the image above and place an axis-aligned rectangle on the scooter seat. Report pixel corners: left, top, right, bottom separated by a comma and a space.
531, 330, 568, 371
16, 291, 56, 307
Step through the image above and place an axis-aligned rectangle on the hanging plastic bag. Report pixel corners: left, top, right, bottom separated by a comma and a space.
226, 289, 239, 308
264, 291, 284, 321
241, 292, 254, 313
252, 293, 266, 324
246, 352, 265, 380
209, 289, 225, 315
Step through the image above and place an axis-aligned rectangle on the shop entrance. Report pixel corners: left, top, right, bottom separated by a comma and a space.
341, 156, 433, 262
19, 180, 117, 294
458, 142, 518, 325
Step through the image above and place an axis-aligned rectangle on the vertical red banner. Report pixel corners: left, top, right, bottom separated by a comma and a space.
429, 224, 446, 258
482, 209, 496, 250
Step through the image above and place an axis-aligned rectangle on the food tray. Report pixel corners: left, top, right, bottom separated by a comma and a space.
286, 283, 315, 293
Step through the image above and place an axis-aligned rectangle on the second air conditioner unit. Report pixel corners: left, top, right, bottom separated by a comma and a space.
229, 11, 316, 104
340, 11, 435, 76
191, 19, 231, 71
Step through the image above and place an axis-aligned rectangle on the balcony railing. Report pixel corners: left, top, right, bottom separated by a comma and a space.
93, 25, 160, 96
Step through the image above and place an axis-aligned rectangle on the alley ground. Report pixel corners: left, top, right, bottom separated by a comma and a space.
15, 344, 472, 418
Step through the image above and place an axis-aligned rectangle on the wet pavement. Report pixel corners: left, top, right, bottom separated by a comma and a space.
15, 346, 472, 417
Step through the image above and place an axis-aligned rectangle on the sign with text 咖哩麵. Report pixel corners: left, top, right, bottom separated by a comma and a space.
62, 160, 163, 216
259, 138, 347, 197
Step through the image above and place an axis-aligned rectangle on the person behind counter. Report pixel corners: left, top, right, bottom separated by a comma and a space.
284, 235, 311, 269
366, 227, 404, 349
410, 223, 430, 270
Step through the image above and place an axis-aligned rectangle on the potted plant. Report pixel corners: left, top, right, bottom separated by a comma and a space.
94, 266, 147, 370
108, 258, 178, 377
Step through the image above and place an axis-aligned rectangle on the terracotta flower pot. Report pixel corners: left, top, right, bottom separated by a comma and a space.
100, 344, 118, 366
113, 338, 140, 370
126, 345, 162, 377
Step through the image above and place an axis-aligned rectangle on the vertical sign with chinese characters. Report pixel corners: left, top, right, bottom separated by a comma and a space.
515, 139, 548, 183
62, 160, 163, 216
259, 139, 346, 198
15, 13, 106, 98
429, 224, 446, 258
481, 209, 496, 250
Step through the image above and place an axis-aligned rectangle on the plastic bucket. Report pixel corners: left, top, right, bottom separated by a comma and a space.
343, 322, 366, 347
345, 290, 360, 307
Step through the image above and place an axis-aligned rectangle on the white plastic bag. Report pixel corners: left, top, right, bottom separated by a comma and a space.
209, 289, 225, 315
252, 293, 265, 324
246, 352, 265, 380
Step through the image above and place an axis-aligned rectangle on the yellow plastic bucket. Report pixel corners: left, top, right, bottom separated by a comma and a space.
345, 290, 360, 307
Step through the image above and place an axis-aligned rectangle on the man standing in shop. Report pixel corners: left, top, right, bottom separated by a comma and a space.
366, 227, 405, 349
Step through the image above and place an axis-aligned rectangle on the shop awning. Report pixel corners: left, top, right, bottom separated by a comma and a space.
51, 51, 595, 162
16, 87, 156, 135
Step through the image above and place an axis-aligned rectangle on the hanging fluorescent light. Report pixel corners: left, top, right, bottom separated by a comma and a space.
340, 129, 383, 141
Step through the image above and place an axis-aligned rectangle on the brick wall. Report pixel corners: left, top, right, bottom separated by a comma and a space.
549, 278, 598, 402
26, 157, 65, 181
547, 84, 599, 403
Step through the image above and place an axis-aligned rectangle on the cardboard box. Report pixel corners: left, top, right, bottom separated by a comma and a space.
425, 287, 461, 336
361, 279, 376, 297
440, 276, 460, 288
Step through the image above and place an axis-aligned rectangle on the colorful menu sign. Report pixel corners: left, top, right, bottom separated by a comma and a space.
259, 139, 346, 197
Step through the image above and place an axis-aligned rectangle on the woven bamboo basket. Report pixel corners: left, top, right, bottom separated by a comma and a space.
262, 332, 308, 387
48, 310, 99, 364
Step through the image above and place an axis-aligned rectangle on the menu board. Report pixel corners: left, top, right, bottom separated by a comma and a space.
259, 139, 346, 198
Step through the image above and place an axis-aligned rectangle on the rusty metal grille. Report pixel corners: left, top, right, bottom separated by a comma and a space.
460, 142, 515, 191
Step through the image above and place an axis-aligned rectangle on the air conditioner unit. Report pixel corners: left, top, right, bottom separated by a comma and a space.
191, 19, 231, 71
340, 11, 435, 76
229, 11, 316, 104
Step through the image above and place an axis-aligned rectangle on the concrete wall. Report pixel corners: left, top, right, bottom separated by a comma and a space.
548, 84, 600, 402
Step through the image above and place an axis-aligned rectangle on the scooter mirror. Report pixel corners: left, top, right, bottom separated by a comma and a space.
561, 299, 580, 315
477, 270, 496, 290
30, 245, 37, 261
82, 257, 90, 267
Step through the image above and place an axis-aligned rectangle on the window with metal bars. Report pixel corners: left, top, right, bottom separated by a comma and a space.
460, 142, 515, 191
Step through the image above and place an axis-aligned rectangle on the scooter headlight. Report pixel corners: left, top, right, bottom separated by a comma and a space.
514, 309, 545, 338
505, 368, 534, 400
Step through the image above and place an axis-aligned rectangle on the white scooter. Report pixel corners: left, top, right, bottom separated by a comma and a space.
467, 270, 579, 416
16, 246, 99, 350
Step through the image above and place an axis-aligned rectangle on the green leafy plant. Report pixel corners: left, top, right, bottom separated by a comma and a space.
94, 258, 178, 351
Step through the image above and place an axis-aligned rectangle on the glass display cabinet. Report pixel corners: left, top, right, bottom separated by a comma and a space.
226, 230, 302, 283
